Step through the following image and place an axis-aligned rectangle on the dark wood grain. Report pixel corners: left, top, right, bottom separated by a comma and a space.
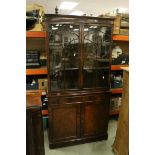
45, 14, 114, 148
26, 106, 45, 155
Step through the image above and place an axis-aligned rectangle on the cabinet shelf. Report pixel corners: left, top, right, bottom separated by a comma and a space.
26, 67, 47, 75
109, 109, 119, 115
112, 35, 129, 41
26, 31, 46, 38
111, 88, 123, 94
111, 65, 129, 71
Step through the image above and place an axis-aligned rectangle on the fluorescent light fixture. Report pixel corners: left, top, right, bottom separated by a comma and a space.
84, 28, 89, 31
70, 11, 84, 16
59, 2, 78, 10
90, 26, 97, 28
73, 29, 79, 31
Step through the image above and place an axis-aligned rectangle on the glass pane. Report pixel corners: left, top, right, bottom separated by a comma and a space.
83, 25, 112, 68
48, 24, 80, 90
96, 69, 109, 88
50, 70, 64, 91
83, 69, 96, 88
64, 69, 79, 89
83, 25, 112, 88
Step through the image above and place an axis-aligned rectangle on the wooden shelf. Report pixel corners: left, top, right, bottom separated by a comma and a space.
110, 109, 119, 115
26, 31, 46, 38
113, 35, 129, 41
111, 88, 123, 94
111, 65, 129, 71
26, 67, 47, 75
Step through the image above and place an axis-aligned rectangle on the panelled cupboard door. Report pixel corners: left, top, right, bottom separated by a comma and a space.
48, 103, 81, 142
81, 96, 110, 138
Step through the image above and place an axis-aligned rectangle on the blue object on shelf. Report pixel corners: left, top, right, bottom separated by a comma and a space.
42, 116, 48, 129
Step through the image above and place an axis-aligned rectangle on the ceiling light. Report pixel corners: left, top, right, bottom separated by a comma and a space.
70, 25, 73, 28
70, 11, 84, 16
84, 28, 89, 31
73, 29, 79, 31
59, 2, 78, 10
90, 26, 97, 28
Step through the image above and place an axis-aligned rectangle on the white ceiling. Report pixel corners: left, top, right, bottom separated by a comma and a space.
26, 0, 129, 16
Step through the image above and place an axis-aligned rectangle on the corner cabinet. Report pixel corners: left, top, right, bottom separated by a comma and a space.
45, 14, 114, 148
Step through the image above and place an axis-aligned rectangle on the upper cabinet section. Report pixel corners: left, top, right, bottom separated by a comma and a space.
45, 14, 114, 93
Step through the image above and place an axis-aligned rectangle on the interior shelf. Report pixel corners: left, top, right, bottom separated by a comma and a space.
26, 31, 46, 38
109, 109, 119, 115
111, 65, 129, 70
112, 35, 129, 41
26, 67, 47, 75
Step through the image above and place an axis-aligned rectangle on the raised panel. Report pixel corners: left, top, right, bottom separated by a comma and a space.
82, 99, 110, 137
48, 103, 80, 142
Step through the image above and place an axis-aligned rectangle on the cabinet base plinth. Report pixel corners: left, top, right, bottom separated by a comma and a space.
48, 133, 108, 149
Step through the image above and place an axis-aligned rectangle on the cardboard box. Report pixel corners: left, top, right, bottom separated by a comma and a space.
113, 27, 120, 34
113, 15, 121, 34
38, 79, 48, 90
113, 15, 121, 27
121, 21, 129, 27
120, 29, 129, 35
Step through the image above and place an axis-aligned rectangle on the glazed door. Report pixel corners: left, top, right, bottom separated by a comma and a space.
83, 25, 112, 89
48, 24, 80, 91
48, 103, 81, 143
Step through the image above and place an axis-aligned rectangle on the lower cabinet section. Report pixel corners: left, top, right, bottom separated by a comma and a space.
48, 91, 110, 149
26, 106, 45, 155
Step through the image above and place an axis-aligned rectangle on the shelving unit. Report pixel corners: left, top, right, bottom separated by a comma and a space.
112, 35, 129, 41
110, 109, 119, 115
26, 31, 47, 116
111, 65, 129, 71
26, 89, 47, 96
111, 88, 123, 94
110, 34, 129, 116
26, 67, 48, 75
26, 31, 46, 38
